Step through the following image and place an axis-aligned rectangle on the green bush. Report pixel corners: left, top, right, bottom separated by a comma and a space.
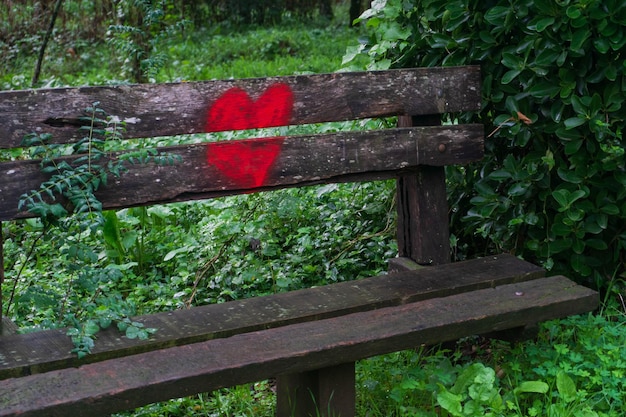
345, 0, 626, 288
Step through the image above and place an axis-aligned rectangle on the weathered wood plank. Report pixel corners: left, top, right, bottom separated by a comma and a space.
0, 124, 484, 221
0, 276, 598, 417
0, 67, 481, 149
0, 255, 542, 379
388, 256, 426, 272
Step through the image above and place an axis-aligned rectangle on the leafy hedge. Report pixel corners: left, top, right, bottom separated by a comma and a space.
345, 0, 626, 289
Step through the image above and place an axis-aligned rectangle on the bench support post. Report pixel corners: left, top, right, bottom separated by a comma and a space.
276, 362, 355, 417
396, 115, 450, 265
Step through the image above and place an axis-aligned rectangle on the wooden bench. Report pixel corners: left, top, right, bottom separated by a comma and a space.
0, 67, 598, 417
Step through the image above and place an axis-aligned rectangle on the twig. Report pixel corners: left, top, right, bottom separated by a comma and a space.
5, 227, 47, 316
487, 111, 533, 138
329, 193, 396, 265
32, 0, 65, 87
185, 200, 261, 308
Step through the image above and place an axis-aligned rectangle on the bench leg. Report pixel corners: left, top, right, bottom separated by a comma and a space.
276, 362, 355, 417
396, 115, 450, 266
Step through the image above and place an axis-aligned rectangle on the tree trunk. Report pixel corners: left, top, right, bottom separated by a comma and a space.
319, 0, 332, 19
349, 0, 362, 26
32, 0, 64, 87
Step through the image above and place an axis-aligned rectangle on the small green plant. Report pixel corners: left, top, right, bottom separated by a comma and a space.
503, 370, 601, 417
433, 363, 593, 417
12, 102, 176, 356
65, 294, 156, 359
18, 102, 125, 222
107, 0, 188, 83
436, 363, 506, 416
508, 313, 626, 415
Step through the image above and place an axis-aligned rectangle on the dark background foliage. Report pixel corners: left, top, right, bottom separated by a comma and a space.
347, 0, 626, 291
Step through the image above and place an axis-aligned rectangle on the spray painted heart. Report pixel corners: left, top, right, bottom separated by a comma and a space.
206, 137, 284, 189
205, 83, 294, 188
205, 83, 294, 132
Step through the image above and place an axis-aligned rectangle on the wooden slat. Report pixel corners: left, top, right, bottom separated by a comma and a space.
0, 67, 481, 149
0, 255, 541, 379
0, 275, 598, 417
0, 124, 484, 221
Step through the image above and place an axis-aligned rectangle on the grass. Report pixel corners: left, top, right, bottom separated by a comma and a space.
2, 2, 626, 416
1, 5, 364, 89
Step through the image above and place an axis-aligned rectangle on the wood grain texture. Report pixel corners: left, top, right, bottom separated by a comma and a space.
0, 67, 481, 149
0, 255, 543, 379
0, 275, 598, 417
0, 124, 484, 221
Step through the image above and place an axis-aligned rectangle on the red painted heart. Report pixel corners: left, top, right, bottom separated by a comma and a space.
205, 83, 294, 188
205, 83, 294, 132
207, 137, 284, 189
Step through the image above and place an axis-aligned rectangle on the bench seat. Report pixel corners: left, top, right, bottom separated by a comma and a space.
0, 255, 597, 417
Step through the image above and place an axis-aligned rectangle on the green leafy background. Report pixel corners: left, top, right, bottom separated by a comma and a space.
345, 0, 626, 289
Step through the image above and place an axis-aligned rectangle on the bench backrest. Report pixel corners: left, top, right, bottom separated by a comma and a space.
0, 67, 482, 224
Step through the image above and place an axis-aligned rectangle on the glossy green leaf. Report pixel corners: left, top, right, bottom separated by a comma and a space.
557, 167, 584, 184
501, 53, 524, 69
567, 208, 585, 222
502, 69, 521, 84
564, 117, 587, 129
566, 6, 581, 19
564, 139, 583, 155
550, 100, 565, 122
601, 204, 620, 215
594, 38, 611, 54
528, 82, 560, 98
488, 170, 512, 180
484, 6, 511, 25
529, 17, 555, 32
509, 182, 530, 196
571, 29, 591, 51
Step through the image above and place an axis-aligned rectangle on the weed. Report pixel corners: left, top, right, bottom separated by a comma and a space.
107, 0, 188, 83
9, 102, 175, 356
